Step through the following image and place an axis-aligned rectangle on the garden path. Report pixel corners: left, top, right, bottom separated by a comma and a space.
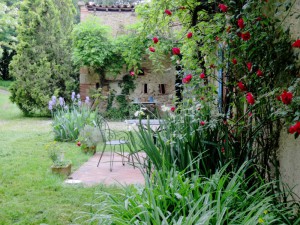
66, 152, 145, 186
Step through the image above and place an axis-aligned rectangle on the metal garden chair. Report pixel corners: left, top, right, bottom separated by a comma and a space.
93, 116, 131, 172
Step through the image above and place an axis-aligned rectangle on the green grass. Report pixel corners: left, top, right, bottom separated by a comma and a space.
0, 80, 13, 90
0, 90, 120, 224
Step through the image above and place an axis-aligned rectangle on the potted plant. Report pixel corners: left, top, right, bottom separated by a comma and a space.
77, 125, 103, 154
46, 142, 72, 176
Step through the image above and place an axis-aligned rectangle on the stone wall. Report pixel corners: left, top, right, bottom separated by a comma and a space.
278, 0, 300, 200
78, 2, 176, 111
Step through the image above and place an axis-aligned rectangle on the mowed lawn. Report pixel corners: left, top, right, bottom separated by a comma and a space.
0, 89, 111, 224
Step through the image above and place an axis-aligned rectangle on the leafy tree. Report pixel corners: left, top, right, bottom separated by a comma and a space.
0, 2, 18, 80
72, 16, 124, 84
10, 0, 77, 115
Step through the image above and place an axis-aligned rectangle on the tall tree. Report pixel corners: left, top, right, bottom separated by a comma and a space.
9, 0, 77, 115
0, 2, 18, 80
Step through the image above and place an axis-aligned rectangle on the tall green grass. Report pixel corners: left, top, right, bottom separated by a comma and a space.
76, 163, 299, 224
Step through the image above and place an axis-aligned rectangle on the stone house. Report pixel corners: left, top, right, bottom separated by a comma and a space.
78, 2, 176, 111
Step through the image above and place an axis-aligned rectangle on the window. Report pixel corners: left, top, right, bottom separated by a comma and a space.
143, 84, 148, 94
159, 84, 166, 94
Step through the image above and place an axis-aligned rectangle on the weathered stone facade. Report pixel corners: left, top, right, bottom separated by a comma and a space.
78, 2, 176, 111
277, 0, 300, 200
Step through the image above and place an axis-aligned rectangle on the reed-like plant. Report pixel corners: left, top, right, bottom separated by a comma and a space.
75, 163, 299, 224
49, 93, 97, 142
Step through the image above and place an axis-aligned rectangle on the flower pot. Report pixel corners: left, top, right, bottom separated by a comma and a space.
82, 145, 97, 155
51, 164, 71, 176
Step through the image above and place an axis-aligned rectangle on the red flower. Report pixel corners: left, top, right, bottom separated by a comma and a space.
276, 95, 281, 101
200, 121, 206, 126
232, 58, 237, 65
218, 4, 228, 12
246, 62, 252, 71
200, 73, 205, 79
289, 122, 300, 134
237, 18, 245, 29
246, 92, 255, 105
248, 112, 253, 117
221, 147, 225, 153
153, 37, 159, 44
130, 71, 135, 76
172, 47, 181, 55
165, 9, 172, 16
256, 69, 263, 77
183, 74, 192, 83
241, 31, 251, 41
215, 36, 220, 41
187, 32, 193, 39
292, 39, 300, 48
77, 141, 81, 147
149, 47, 155, 52
237, 81, 247, 91
170, 106, 176, 112
200, 97, 205, 100
280, 90, 293, 105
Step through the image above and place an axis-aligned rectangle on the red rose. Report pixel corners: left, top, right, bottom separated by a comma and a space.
77, 141, 81, 147
232, 58, 237, 64
246, 92, 255, 105
221, 147, 225, 153
130, 71, 135, 76
256, 69, 263, 77
241, 31, 251, 41
246, 62, 252, 71
200, 73, 205, 79
153, 37, 159, 44
200, 121, 205, 126
292, 39, 300, 48
218, 4, 228, 12
280, 90, 293, 105
289, 122, 300, 134
237, 81, 247, 91
165, 9, 172, 16
170, 106, 176, 112
187, 32, 193, 39
237, 18, 245, 29
182, 74, 192, 83
276, 95, 281, 101
149, 47, 155, 52
289, 125, 296, 134
172, 47, 181, 55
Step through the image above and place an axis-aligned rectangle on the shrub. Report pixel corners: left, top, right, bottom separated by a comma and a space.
9, 0, 77, 115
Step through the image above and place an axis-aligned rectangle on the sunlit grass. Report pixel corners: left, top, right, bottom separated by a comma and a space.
0, 89, 120, 224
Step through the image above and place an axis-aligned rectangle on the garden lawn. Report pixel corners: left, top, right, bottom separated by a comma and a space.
0, 89, 117, 224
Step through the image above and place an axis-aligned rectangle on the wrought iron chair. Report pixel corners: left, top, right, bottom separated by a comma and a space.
93, 116, 130, 172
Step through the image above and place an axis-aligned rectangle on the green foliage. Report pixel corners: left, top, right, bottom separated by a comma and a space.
9, 0, 77, 115
78, 124, 103, 149
72, 15, 124, 78
45, 141, 71, 167
104, 75, 137, 120
78, 164, 299, 224
51, 103, 97, 142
